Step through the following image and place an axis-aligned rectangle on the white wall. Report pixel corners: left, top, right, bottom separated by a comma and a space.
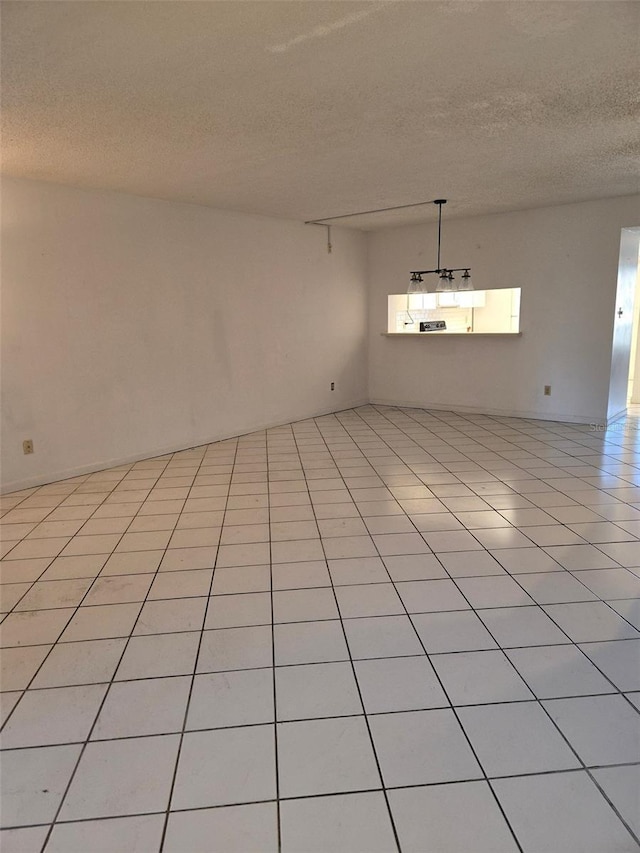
368, 195, 640, 423
1, 178, 368, 492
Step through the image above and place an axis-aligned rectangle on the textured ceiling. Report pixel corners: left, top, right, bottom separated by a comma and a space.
2, 1, 639, 228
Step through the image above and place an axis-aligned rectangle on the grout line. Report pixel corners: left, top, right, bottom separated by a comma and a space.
266, 442, 283, 853
35, 447, 212, 853
323, 407, 525, 853
2, 408, 640, 849
154, 441, 238, 853
289, 422, 403, 853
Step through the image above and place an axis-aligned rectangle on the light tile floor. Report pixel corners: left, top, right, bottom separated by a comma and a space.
1, 405, 640, 852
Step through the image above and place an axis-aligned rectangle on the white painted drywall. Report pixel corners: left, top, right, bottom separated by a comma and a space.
1, 178, 368, 491
368, 195, 640, 423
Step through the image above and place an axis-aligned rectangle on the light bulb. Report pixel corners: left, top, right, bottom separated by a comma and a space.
436, 272, 449, 292
408, 273, 423, 294
459, 270, 473, 291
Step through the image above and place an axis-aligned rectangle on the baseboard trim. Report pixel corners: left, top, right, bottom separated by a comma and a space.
2, 398, 370, 494
606, 408, 628, 427
368, 398, 607, 426
4, 396, 618, 494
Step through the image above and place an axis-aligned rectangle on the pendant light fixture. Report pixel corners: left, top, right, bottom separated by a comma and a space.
409, 200, 472, 294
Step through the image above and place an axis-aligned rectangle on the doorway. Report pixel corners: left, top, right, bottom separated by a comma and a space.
607, 228, 640, 423
627, 240, 640, 406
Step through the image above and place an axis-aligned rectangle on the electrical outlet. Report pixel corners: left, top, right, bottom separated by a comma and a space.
544, 385, 551, 396
331, 382, 335, 391
23, 439, 34, 455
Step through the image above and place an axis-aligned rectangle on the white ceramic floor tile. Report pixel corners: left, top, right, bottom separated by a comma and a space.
274, 620, 348, 665
388, 781, 519, 853
220, 522, 268, 544
101, 550, 163, 576
5, 406, 640, 852
522, 525, 586, 547
46, 814, 165, 853
493, 771, 638, 853
369, 708, 482, 787
396, 578, 470, 613
412, 609, 497, 653
491, 547, 562, 574
92, 676, 191, 739
60, 734, 180, 820
271, 539, 324, 563
187, 668, 274, 729
457, 701, 581, 777
205, 591, 271, 628
277, 716, 380, 797
322, 535, 378, 560
164, 803, 278, 853
41, 554, 107, 580
382, 553, 447, 581
371, 532, 430, 556
335, 583, 404, 618
115, 632, 199, 680
271, 560, 331, 590
1, 684, 107, 748
573, 567, 640, 599
543, 694, 640, 765
0, 826, 51, 852
455, 575, 534, 608
343, 615, 424, 659
0, 583, 32, 614
410, 512, 464, 532
275, 661, 361, 720
0, 644, 52, 691
280, 792, 397, 853
172, 725, 276, 809
515, 572, 597, 604
544, 545, 618, 571
506, 644, 615, 698
82, 575, 152, 606
328, 556, 390, 585
438, 549, 506, 577
148, 568, 213, 599
591, 765, 640, 837
15, 578, 92, 611
608, 598, 640, 630
598, 540, 640, 567
579, 638, 640, 691
478, 605, 570, 648
544, 602, 640, 643
422, 531, 484, 553
60, 603, 141, 642
431, 649, 534, 705
473, 528, 535, 549
0, 744, 81, 828
354, 655, 448, 712
197, 624, 272, 671
0, 607, 74, 648
159, 546, 217, 572
134, 596, 206, 634
273, 587, 338, 622
210, 564, 269, 594
0, 692, 22, 727
31, 638, 126, 688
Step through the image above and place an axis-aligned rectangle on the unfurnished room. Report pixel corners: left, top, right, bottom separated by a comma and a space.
1, 1, 640, 851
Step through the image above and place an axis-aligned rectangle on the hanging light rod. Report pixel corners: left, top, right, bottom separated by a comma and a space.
305, 197, 439, 225
408, 200, 473, 293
